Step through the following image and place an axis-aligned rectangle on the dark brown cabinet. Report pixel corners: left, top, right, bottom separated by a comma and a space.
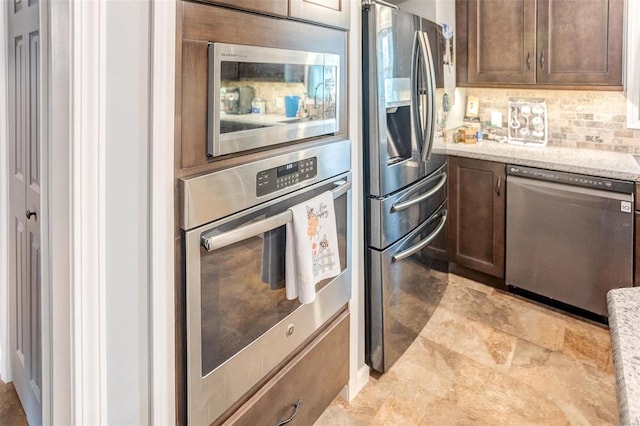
635, 184, 640, 286
448, 156, 505, 278
197, 0, 350, 29
457, 0, 623, 87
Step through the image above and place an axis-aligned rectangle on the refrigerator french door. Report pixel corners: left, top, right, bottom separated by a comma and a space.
362, 0, 445, 197
363, 0, 449, 374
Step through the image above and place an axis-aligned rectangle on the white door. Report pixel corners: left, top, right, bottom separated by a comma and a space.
7, 0, 42, 424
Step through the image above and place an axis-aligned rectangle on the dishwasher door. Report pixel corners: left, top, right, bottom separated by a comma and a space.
506, 175, 633, 317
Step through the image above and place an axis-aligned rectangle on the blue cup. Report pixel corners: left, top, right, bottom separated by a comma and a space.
284, 95, 300, 118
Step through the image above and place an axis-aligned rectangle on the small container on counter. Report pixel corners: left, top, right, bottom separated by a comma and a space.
457, 127, 477, 144
251, 98, 266, 114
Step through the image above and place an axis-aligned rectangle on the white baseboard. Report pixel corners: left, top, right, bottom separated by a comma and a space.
341, 364, 370, 402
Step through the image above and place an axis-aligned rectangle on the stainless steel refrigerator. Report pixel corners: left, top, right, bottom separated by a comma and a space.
363, 0, 449, 374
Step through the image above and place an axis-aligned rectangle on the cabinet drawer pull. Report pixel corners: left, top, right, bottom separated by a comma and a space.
526, 52, 531, 70
496, 177, 502, 196
540, 51, 545, 70
276, 399, 302, 425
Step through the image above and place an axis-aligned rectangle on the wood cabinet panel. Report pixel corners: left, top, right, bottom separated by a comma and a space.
635, 211, 640, 286
467, 0, 536, 84
193, 0, 288, 17
457, 0, 623, 87
448, 157, 505, 278
536, 0, 623, 85
181, 40, 209, 170
289, 0, 350, 30
221, 309, 349, 426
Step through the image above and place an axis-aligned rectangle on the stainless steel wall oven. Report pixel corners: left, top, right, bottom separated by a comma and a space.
180, 140, 352, 425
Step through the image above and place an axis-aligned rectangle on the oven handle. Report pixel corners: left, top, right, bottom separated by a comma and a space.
390, 171, 446, 213
391, 211, 447, 263
201, 180, 351, 252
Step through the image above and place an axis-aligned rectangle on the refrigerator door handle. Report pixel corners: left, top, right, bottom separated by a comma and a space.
390, 172, 446, 213
417, 30, 437, 163
411, 31, 425, 158
391, 211, 447, 263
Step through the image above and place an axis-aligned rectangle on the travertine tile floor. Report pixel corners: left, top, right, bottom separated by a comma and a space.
0, 274, 617, 425
316, 274, 618, 425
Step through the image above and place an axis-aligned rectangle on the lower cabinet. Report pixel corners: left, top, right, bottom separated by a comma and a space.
448, 156, 506, 278
635, 184, 640, 286
222, 309, 349, 425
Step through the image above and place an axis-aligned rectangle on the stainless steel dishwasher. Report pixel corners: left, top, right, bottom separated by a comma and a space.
505, 165, 634, 317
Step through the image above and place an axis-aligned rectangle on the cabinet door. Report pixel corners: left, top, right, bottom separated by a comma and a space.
467, 0, 536, 84
536, 0, 623, 85
198, 0, 288, 17
448, 157, 505, 278
289, 0, 350, 30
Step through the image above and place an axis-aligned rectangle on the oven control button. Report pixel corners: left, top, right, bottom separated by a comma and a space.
286, 324, 295, 337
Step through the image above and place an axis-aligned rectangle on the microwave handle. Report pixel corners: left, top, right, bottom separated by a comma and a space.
201, 180, 351, 252
418, 30, 437, 163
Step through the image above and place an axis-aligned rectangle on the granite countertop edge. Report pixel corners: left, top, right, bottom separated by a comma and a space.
433, 140, 640, 182
607, 287, 640, 426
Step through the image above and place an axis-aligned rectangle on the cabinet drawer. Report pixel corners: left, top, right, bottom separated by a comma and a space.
223, 309, 349, 425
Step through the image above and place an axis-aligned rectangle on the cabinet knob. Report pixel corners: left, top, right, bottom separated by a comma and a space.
26, 209, 37, 220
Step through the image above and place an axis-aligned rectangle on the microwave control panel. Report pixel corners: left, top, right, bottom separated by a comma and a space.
256, 157, 318, 197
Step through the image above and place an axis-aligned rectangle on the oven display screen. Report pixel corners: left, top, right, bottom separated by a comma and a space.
277, 162, 298, 177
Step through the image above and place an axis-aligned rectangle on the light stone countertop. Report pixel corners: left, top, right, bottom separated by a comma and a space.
607, 288, 640, 426
433, 139, 640, 182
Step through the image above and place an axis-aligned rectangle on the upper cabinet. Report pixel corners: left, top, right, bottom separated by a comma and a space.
199, 0, 350, 29
456, 0, 623, 88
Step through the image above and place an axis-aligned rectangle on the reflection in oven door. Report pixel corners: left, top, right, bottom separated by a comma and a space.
185, 176, 351, 425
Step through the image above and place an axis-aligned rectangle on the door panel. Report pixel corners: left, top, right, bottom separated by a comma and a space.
467, 0, 535, 84
8, 0, 42, 423
536, 0, 623, 85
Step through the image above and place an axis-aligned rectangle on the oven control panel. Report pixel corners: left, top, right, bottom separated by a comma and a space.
256, 157, 317, 196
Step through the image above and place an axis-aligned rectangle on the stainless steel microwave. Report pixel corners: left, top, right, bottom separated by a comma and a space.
207, 43, 341, 158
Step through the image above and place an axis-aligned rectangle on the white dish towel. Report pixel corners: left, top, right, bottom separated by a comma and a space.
285, 191, 341, 304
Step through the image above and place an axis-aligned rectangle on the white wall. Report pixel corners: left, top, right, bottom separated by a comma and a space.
104, 1, 151, 423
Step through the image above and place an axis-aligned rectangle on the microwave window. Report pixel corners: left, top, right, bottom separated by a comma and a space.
219, 62, 336, 121
208, 43, 340, 157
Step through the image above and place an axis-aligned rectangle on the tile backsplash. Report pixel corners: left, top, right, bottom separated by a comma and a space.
457, 88, 640, 153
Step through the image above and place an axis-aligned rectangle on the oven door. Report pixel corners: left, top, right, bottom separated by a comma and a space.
185, 175, 351, 425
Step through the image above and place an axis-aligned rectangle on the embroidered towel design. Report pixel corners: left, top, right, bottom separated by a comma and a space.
285, 191, 341, 304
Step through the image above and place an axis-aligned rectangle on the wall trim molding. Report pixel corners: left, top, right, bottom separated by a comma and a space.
0, 0, 11, 384
149, 1, 176, 424
70, 0, 107, 423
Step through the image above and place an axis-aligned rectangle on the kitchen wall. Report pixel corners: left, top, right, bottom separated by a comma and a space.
451, 88, 640, 153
